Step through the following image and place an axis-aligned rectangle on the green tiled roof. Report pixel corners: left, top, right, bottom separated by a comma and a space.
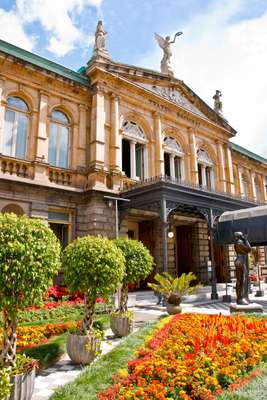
231, 142, 267, 164
0, 39, 90, 87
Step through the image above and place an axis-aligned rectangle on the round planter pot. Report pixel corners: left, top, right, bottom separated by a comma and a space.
166, 302, 182, 315
8, 368, 35, 400
110, 315, 133, 338
66, 333, 101, 365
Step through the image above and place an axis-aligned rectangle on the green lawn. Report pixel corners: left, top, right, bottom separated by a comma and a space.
50, 322, 157, 400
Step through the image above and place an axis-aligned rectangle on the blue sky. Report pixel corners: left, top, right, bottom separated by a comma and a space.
0, 0, 267, 156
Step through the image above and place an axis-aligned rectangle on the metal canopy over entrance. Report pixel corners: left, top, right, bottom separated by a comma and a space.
119, 176, 257, 299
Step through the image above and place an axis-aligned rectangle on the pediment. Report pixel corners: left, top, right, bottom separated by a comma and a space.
138, 83, 206, 118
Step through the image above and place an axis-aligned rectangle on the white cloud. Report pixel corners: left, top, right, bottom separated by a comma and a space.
0, 8, 35, 50
0, 0, 102, 57
140, 0, 267, 157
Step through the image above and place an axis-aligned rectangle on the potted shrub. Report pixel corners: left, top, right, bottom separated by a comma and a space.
63, 235, 125, 365
111, 239, 154, 337
0, 213, 61, 400
148, 272, 201, 314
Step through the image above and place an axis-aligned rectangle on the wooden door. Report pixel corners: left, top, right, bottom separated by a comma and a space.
176, 226, 193, 275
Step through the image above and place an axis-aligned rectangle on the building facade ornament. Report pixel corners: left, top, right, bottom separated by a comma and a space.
140, 83, 205, 117
213, 90, 223, 114
163, 136, 183, 155
154, 32, 182, 76
121, 120, 147, 142
197, 149, 213, 165
93, 20, 110, 59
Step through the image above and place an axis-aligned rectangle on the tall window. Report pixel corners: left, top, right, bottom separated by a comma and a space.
121, 120, 148, 180
163, 136, 184, 180
48, 110, 70, 168
3, 96, 29, 159
241, 175, 249, 198
197, 149, 214, 189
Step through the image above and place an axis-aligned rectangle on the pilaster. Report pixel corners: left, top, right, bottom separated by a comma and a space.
90, 86, 106, 169
35, 91, 49, 162
188, 128, 198, 184
154, 113, 164, 175
0, 78, 5, 153
77, 104, 87, 167
216, 141, 226, 192
110, 94, 121, 172
225, 145, 235, 194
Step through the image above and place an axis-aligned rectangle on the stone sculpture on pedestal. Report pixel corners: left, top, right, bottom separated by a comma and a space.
154, 31, 182, 76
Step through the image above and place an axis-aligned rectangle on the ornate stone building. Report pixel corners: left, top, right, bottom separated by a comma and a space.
0, 24, 266, 288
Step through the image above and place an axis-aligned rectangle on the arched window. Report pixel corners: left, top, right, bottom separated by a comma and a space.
48, 110, 70, 168
197, 149, 214, 189
121, 120, 148, 180
163, 136, 184, 180
3, 96, 29, 159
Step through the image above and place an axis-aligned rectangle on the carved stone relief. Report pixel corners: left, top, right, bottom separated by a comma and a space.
121, 120, 147, 141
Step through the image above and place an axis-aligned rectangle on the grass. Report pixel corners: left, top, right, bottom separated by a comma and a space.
50, 321, 158, 400
19, 314, 110, 371
217, 364, 267, 400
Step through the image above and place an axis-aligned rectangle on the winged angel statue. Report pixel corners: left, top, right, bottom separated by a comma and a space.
154, 32, 183, 76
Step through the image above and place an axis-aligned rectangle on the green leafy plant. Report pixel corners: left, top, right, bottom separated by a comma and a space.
0, 367, 12, 400
63, 235, 125, 335
114, 239, 154, 313
0, 213, 61, 368
148, 272, 201, 305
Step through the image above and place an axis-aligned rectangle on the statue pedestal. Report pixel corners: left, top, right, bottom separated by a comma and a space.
229, 303, 263, 314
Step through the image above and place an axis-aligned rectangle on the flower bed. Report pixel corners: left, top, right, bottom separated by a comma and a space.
98, 314, 267, 400
0, 321, 78, 351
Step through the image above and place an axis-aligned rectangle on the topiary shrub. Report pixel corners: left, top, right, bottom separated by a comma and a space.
0, 213, 61, 368
63, 235, 125, 334
114, 238, 154, 312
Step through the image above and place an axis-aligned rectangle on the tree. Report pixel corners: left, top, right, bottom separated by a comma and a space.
0, 213, 61, 368
114, 239, 154, 312
63, 235, 125, 334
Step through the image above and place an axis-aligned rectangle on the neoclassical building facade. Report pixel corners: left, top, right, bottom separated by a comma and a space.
0, 30, 266, 287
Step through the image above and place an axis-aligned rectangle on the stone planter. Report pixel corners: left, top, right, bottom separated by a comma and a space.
110, 315, 133, 337
166, 302, 182, 315
66, 333, 101, 365
8, 368, 35, 400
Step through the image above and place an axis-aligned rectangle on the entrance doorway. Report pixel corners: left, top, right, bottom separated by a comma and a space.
138, 220, 155, 287
176, 225, 193, 275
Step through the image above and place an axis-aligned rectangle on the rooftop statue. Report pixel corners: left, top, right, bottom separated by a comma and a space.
93, 20, 110, 59
154, 31, 183, 77
213, 90, 223, 114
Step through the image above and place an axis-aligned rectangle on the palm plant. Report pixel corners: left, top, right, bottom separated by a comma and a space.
148, 272, 201, 305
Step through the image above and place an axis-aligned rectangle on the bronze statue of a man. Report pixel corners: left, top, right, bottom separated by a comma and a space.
234, 232, 251, 305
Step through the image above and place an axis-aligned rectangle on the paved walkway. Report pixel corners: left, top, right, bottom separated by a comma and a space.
32, 286, 267, 400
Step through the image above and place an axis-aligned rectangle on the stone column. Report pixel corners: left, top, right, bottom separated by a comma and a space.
90, 86, 105, 170
225, 145, 235, 194
238, 167, 244, 197
261, 175, 267, 203
154, 112, 164, 175
170, 153, 175, 178
143, 144, 148, 179
130, 141, 136, 179
210, 168, 215, 189
71, 123, 79, 169
188, 128, 198, 184
110, 94, 121, 172
0, 78, 5, 153
35, 91, 49, 162
180, 158, 185, 181
216, 141, 226, 192
251, 172, 257, 201
201, 165, 206, 187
